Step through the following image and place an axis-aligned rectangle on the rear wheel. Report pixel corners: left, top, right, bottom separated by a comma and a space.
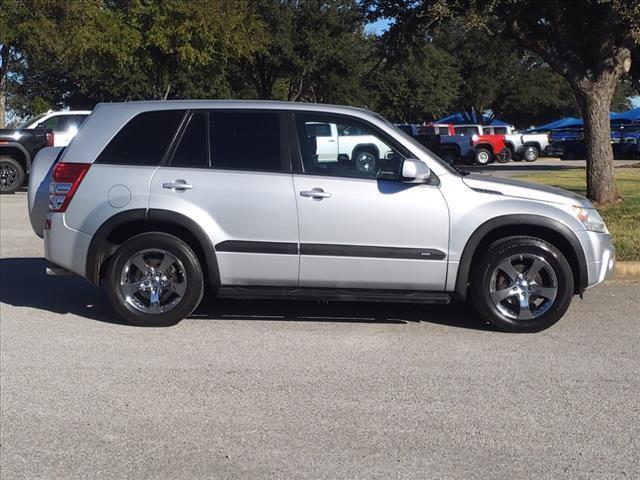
471, 236, 574, 333
106, 232, 204, 326
523, 145, 539, 162
353, 149, 379, 174
0, 156, 26, 194
474, 148, 492, 165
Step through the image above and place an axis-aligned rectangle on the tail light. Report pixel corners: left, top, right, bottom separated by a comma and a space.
49, 162, 91, 212
46, 131, 54, 146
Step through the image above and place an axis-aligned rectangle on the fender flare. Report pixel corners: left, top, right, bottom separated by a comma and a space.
85, 209, 220, 286
454, 214, 588, 299
0, 142, 32, 172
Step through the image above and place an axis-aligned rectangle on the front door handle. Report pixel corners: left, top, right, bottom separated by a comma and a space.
162, 179, 194, 191
300, 188, 331, 200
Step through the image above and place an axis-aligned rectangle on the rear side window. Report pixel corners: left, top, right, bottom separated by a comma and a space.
171, 112, 209, 168
96, 110, 185, 166
209, 112, 281, 171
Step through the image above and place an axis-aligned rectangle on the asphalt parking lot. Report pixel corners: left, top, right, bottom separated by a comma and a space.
1, 187, 639, 479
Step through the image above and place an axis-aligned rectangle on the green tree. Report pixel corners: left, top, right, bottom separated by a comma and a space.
2, 0, 263, 120
367, 43, 460, 122
365, 0, 640, 204
235, 0, 371, 104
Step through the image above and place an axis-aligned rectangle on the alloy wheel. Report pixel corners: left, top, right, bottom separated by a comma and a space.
119, 249, 187, 314
0, 163, 19, 192
489, 254, 558, 321
355, 152, 377, 173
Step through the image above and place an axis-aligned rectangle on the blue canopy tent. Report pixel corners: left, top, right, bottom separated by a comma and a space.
434, 112, 511, 126
611, 107, 640, 125
527, 117, 583, 132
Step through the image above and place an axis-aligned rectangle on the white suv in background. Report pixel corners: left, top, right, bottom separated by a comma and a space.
19, 110, 91, 147
28, 100, 615, 332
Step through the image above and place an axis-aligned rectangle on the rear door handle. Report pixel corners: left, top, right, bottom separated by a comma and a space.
162, 179, 194, 191
300, 188, 331, 199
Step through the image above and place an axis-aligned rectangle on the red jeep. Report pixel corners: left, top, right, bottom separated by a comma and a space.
453, 124, 512, 165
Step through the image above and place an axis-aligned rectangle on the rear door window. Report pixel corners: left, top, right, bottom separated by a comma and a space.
171, 112, 209, 168
96, 110, 185, 166
209, 111, 282, 172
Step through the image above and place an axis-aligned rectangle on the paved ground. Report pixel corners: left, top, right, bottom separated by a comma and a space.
464, 157, 639, 177
1, 188, 639, 479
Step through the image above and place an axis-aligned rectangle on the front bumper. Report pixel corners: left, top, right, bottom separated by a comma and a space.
576, 231, 616, 288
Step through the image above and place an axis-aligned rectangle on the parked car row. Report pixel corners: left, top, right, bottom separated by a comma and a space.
0, 110, 90, 193
400, 122, 550, 166
545, 124, 640, 160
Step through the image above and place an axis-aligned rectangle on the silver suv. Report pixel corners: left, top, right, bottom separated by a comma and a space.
28, 101, 615, 332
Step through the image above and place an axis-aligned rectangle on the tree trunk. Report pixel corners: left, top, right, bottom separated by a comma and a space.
0, 45, 9, 129
572, 79, 620, 204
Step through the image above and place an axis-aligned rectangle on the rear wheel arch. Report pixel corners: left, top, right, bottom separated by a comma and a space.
524, 141, 541, 152
351, 143, 380, 159
454, 215, 588, 300
86, 209, 220, 287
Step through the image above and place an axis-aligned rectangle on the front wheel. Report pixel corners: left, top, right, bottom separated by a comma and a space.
471, 236, 574, 333
106, 232, 204, 326
0, 156, 26, 194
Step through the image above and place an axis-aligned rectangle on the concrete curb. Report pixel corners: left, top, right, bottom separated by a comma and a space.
614, 261, 640, 280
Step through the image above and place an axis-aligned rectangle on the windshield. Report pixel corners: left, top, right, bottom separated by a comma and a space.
17, 113, 49, 129
376, 114, 462, 176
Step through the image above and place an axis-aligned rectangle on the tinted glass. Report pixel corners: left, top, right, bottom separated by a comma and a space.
296, 114, 404, 180
209, 112, 281, 171
306, 123, 332, 137
96, 110, 184, 166
494, 127, 508, 134
171, 112, 208, 168
454, 126, 479, 135
42, 116, 61, 130
56, 115, 88, 132
438, 127, 450, 135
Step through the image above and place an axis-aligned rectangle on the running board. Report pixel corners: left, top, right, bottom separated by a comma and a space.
216, 286, 451, 304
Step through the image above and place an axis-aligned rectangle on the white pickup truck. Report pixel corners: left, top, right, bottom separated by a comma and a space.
306, 122, 393, 173
18, 110, 91, 147
482, 125, 550, 161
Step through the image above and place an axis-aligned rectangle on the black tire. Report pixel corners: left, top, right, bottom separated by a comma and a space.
353, 148, 380, 174
0, 156, 26, 194
474, 148, 492, 165
496, 147, 512, 163
523, 145, 539, 162
470, 236, 574, 333
106, 232, 204, 327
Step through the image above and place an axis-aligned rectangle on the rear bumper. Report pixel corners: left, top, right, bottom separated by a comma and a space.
44, 212, 91, 278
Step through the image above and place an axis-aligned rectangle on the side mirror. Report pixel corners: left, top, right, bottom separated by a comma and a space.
401, 158, 431, 183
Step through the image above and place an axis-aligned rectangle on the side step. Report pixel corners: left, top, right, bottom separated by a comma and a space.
216, 286, 451, 304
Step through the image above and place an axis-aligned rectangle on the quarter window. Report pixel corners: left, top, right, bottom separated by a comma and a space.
209, 112, 281, 172
96, 110, 185, 166
295, 114, 405, 180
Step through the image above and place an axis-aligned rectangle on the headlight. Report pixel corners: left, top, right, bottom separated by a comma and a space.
573, 206, 608, 233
